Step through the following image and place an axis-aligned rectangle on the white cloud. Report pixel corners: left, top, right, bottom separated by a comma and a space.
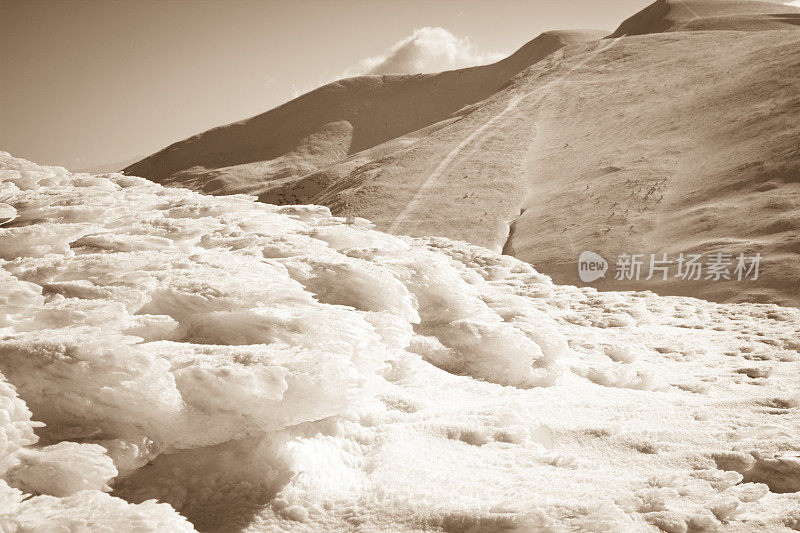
786, 0, 800, 6
345, 27, 506, 77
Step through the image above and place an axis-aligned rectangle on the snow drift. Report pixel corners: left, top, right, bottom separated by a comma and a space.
1, 153, 799, 531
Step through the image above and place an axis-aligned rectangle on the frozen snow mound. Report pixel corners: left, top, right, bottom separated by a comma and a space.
0, 152, 567, 529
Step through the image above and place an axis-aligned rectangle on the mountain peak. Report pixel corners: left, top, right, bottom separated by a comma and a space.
610, 0, 800, 36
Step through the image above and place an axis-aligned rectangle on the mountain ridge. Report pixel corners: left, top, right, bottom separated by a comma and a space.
124, 29, 606, 195
124, 0, 800, 306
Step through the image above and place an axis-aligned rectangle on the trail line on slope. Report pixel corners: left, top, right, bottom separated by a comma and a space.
388, 37, 623, 235
672, 0, 702, 31
673, 0, 701, 19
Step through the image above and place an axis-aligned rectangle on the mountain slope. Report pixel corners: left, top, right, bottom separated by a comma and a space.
263, 1, 800, 306
262, 29, 800, 305
505, 28, 800, 305
123, 30, 605, 195
126, 0, 800, 306
3, 153, 800, 531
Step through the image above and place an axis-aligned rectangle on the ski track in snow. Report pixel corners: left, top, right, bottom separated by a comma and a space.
388, 38, 623, 236
387, 91, 528, 233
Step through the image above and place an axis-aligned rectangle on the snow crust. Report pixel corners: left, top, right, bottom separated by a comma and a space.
1, 153, 799, 531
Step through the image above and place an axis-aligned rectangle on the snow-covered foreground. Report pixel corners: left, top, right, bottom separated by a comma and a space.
0, 152, 799, 532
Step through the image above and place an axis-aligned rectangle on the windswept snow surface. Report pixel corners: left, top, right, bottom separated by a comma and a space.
1, 153, 799, 532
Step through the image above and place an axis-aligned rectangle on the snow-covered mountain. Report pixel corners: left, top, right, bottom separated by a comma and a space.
124, 0, 800, 307
2, 153, 799, 531
123, 29, 605, 195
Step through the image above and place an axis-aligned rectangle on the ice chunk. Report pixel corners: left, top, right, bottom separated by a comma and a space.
0, 486, 196, 532
0, 373, 39, 476
5, 442, 117, 497
0, 203, 16, 225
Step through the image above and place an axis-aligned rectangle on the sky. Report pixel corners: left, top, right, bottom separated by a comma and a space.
0, 0, 657, 170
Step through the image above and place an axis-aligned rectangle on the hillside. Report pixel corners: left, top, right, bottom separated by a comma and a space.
3, 153, 800, 531
125, 0, 800, 306
123, 30, 605, 195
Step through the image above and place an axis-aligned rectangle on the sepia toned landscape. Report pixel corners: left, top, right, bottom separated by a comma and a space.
1, 0, 799, 531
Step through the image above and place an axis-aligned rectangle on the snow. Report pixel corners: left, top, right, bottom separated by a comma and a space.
1, 152, 799, 531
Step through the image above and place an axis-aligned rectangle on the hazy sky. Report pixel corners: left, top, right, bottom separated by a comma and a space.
1, 0, 653, 170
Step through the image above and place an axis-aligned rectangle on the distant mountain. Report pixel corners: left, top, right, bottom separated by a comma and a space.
126, 0, 800, 305
75, 155, 144, 175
